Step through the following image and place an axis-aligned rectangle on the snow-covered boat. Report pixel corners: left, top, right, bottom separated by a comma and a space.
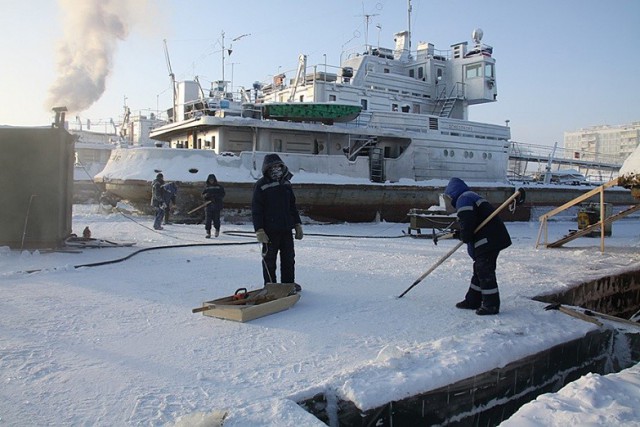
96, 7, 518, 221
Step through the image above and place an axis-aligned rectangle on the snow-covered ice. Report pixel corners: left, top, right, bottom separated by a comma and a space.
1, 205, 639, 426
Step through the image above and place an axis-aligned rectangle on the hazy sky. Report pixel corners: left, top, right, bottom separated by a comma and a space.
1, 0, 639, 147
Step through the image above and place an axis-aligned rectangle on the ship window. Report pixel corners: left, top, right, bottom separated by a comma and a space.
465, 64, 482, 79
437, 68, 443, 81
211, 136, 215, 149
274, 139, 282, 152
384, 68, 390, 73
418, 67, 424, 79
361, 99, 368, 110
409, 69, 415, 78
299, 95, 304, 102
392, 104, 398, 111
329, 94, 337, 101
485, 63, 494, 78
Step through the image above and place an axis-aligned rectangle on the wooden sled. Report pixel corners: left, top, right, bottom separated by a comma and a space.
192, 283, 301, 322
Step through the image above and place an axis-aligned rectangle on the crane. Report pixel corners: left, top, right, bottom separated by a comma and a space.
163, 39, 177, 122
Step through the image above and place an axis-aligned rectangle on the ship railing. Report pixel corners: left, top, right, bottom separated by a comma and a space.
508, 140, 623, 182
341, 43, 452, 63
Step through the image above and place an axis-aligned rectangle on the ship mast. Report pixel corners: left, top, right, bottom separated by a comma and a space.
407, 0, 412, 52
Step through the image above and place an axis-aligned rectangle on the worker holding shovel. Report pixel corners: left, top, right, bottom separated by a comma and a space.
443, 177, 512, 315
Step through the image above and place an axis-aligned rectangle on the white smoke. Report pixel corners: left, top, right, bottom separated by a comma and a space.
46, 0, 147, 114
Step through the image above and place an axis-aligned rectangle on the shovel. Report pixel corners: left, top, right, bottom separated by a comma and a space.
188, 200, 211, 214
397, 188, 526, 298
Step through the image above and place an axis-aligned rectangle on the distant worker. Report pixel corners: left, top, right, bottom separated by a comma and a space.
162, 181, 178, 225
443, 177, 511, 315
201, 174, 226, 238
252, 154, 303, 288
151, 173, 166, 230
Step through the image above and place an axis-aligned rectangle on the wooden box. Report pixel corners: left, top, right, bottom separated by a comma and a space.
195, 283, 300, 322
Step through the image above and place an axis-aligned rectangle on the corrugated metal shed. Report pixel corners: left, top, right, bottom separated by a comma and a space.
0, 127, 75, 249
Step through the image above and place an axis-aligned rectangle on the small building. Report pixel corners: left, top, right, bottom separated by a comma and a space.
0, 126, 75, 249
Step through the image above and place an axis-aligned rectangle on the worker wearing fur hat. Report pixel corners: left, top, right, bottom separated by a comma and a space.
252, 154, 303, 288
443, 177, 511, 315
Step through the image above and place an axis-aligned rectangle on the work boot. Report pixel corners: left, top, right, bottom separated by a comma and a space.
476, 305, 499, 316
205, 231, 211, 238
215, 229, 220, 238
455, 300, 480, 310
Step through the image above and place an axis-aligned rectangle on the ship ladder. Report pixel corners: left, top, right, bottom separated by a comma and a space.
370, 148, 384, 183
439, 98, 456, 118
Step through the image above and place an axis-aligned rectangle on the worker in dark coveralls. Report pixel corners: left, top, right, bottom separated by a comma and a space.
162, 181, 178, 225
443, 177, 511, 315
252, 154, 303, 288
201, 174, 226, 238
151, 173, 166, 230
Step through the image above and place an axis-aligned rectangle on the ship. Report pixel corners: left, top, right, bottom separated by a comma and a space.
95, 11, 519, 220
95, 8, 633, 222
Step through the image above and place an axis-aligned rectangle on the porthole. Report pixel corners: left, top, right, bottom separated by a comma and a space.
189, 168, 198, 174
444, 149, 448, 156
464, 151, 469, 158
483, 153, 487, 159
488, 153, 492, 159
450, 150, 455, 157
469, 152, 474, 158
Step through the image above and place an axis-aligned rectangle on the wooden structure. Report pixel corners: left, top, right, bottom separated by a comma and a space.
193, 283, 300, 322
536, 178, 640, 252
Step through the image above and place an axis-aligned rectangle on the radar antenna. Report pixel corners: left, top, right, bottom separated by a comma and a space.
472, 28, 483, 45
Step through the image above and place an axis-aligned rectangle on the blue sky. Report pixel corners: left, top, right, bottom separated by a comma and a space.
1, 0, 639, 147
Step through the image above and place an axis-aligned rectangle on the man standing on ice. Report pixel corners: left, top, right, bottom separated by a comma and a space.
443, 177, 511, 315
151, 173, 167, 230
252, 154, 303, 289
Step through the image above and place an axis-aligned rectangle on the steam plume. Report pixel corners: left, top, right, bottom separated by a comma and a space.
46, 0, 144, 114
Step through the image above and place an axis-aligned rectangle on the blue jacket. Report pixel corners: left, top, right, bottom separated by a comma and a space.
252, 154, 302, 232
444, 177, 511, 259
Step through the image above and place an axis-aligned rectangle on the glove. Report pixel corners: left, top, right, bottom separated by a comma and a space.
452, 229, 461, 240
294, 224, 303, 240
256, 229, 269, 243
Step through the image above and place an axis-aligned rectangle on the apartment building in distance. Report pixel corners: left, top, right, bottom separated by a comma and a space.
564, 122, 640, 164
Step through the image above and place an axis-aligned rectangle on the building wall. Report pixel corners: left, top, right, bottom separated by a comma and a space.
0, 127, 74, 249
564, 122, 640, 163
